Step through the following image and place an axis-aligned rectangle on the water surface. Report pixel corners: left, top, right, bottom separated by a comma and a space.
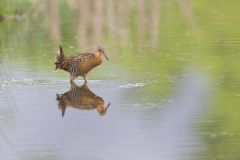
1, 0, 240, 159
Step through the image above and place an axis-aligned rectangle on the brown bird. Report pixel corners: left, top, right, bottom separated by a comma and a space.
56, 81, 110, 117
55, 45, 109, 81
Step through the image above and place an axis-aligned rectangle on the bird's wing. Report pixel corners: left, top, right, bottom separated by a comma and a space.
59, 55, 79, 71
60, 52, 95, 71
79, 52, 95, 62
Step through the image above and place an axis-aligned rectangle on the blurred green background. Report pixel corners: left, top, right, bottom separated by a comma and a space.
1, 0, 240, 159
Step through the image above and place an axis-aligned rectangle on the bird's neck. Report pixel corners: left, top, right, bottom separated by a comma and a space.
94, 52, 103, 64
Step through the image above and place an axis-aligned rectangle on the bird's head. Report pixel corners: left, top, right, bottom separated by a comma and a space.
97, 102, 111, 116
95, 46, 109, 61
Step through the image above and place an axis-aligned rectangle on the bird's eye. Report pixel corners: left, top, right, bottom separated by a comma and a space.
98, 49, 101, 52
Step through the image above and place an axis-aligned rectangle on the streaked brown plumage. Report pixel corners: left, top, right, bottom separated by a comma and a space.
56, 81, 110, 117
55, 45, 109, 81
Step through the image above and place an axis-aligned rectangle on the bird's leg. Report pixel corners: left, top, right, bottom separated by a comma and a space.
83, 75, 87, 82
83, 80, 88, 88
70, 79, 79, 88
70, 75, 76, 82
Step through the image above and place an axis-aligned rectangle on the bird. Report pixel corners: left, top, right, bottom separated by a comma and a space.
56, 80, 110, 117
55, 45, 109, 81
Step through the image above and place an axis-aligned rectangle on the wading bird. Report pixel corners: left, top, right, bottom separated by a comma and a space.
56, 81, 110, 117
55, 45, 109, 81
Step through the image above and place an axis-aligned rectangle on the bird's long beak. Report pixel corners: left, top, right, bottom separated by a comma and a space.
105, 102, 111, 110
102, 103, 111, 115
104, 52, 109, 61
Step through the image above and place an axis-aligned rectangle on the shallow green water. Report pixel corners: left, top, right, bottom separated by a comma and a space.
0, 0, 240, 159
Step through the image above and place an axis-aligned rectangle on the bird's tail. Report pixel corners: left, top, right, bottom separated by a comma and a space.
55, 45, 65, 70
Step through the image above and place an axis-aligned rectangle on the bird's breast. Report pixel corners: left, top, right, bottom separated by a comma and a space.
80, 58, 102, 74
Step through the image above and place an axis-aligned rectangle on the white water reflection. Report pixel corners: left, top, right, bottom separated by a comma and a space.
0, 70, 208, 160
56, 81, 110, 117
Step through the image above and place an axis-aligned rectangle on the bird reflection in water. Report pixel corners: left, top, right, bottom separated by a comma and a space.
56, 81, 110, 117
